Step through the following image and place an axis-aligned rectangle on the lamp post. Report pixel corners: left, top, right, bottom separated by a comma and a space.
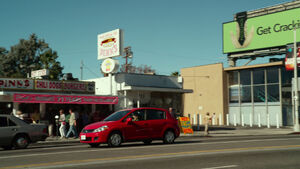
293, 28, 299, 132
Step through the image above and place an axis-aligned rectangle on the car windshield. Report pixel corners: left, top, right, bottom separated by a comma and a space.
103, 110, 130, 121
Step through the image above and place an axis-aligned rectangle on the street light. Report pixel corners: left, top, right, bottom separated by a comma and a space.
293, 28, 299, 132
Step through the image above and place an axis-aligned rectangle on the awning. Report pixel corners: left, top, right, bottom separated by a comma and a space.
119, 86, 193, 93
13, 93, 118, 104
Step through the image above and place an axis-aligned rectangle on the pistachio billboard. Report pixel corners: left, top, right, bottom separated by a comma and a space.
223, 8, 300, 54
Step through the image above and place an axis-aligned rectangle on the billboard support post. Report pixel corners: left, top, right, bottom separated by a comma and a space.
293, 28, 300, 132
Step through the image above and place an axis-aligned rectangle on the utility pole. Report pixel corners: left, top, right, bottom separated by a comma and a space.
293, 28, 299, 132
123, 46, 133, 73
80, 60, 83, 80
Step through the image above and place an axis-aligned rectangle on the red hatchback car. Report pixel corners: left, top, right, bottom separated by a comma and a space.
80, 107, 180, 147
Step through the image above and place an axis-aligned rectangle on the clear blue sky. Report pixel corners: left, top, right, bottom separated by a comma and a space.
0, 0, 290, 80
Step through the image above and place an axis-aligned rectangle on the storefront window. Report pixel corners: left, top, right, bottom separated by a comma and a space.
240, 70, 251, 85
281, 68, 293, 87
253, 68, 265, 85
241, 85, 251, 103
228, 71, 238, 86
267, 84, 279, 102
229, 85, 239, 103
254, 85, 265, 102
267, 67, 279, 84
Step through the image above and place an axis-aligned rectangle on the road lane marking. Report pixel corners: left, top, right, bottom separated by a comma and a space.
1, 144, 300, 169
201, 165, 238, 169
1, 137, 300, 159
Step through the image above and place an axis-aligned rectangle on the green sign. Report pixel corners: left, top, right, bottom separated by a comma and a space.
223, 8, 300, 54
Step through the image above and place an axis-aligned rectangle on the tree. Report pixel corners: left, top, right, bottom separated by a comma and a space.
170, 71, 180, 76
0, 34, 64, 79
119, 63, 156, 74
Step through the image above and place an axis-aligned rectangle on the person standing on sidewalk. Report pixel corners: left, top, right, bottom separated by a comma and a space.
204, 112, 212, 136
66, 108, 78, 138
58, 109, 66, 139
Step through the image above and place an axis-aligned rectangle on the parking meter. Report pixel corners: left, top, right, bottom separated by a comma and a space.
55, 115, 59, 137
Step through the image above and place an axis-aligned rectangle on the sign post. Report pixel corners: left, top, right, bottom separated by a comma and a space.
293, 28, 300, 132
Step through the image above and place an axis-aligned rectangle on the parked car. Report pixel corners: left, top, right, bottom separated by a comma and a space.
0, 114, 48, 150
80, 107, 180, 147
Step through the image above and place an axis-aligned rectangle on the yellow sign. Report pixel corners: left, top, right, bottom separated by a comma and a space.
178, 117, 193, 134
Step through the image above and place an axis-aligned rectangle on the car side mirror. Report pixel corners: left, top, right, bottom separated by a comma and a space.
126, 117, 133, 124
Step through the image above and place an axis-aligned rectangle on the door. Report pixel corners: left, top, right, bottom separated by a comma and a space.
146, 109, 166, 138
0, 116, 18, 146
123, 109, 149, 140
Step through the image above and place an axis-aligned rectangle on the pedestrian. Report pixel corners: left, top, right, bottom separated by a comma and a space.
31, 109, 40, 124
58, 109, 66, 139
169, 107, 176, 119
204, 112, 212, 136
66, 108, 78, 138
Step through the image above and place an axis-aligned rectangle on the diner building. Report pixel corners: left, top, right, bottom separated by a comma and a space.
0, 78, 118, 126
88, 73, 192, 116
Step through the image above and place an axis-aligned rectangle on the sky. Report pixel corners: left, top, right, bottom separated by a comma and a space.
0, 0, 291, 80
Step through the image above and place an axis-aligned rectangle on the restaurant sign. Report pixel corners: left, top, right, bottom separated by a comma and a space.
0, 78, 34, 90
35, 80, 95, 93
14, 93, 118, 104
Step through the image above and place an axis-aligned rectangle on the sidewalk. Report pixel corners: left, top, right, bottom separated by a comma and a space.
181, 126, 296, 137
37, 126, 298, 145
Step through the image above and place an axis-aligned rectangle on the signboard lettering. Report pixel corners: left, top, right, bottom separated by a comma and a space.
178, 117, 194, 134
14, 93, 118, 104
223, 8, 300, 54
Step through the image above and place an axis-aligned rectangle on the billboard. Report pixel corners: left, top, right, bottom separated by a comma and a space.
97, 29, 123, 60
223, 7, 300, 54
285, 43, 300, 70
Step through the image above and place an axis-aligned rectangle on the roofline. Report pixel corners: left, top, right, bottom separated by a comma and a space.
224, 61, 284, 71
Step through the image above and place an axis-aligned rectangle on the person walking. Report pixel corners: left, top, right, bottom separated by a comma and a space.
66, 108, 78, 138
204, 112, 212, 136
58, 109, 66, 139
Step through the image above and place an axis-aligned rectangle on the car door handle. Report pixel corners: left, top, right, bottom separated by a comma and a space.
12, 128, 18, 131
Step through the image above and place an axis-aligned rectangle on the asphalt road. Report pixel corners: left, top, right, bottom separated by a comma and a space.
1, 135, 300, 169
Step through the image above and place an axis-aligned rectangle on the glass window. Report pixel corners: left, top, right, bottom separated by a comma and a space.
267, 84, 279, 102
267, 67, 279, 84
128, 110, 146, 121
0, 117, 8, 127
281, 68, 293, 87
8, 119, 16, 126
254, 85, 266, 102
253, 68, 265, 85
241, 86, 251, 103
228, 71, 238, 86
146, 109, 165, 120
240, 70, 251, 85
104, 110, 130, 121
229, 85, 239, 103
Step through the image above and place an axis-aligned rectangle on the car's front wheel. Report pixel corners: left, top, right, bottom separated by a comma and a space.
108, 132, 122, 147
13, 135, 29, 149
163, 130, 175, 144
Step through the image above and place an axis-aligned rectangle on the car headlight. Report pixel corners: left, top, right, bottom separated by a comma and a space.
93, 125, 109, 133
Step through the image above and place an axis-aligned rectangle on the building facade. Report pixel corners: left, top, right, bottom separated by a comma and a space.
182, 61, 296, 127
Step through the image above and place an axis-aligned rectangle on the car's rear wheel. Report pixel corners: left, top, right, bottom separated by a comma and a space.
13, 135, 29, 149
143, 139, 152, 145
89, 143, 100, 148
163, 130, 175, 144
108, 132, 122, 147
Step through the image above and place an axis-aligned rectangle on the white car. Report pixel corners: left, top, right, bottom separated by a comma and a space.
0, 114, 48, 150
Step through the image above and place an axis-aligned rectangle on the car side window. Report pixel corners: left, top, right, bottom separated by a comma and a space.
8, 119, 16, 126
0, 117, 8, 127
146, 109, 166, 120
130, 110, 146, 121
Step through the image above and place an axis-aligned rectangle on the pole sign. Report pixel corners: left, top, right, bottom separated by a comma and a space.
97, 29, 123, 60
285, 43, 300, 71
223, 7, 300, 54
31, 69, 49, 78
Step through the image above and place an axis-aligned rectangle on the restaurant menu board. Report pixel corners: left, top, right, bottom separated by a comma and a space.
178, 117, 194, 134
